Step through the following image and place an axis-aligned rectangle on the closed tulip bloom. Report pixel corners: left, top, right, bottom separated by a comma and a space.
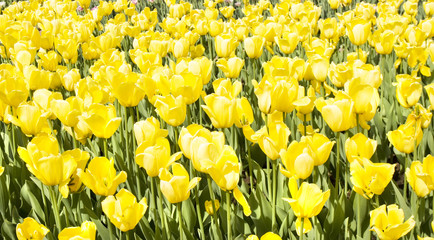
134, 117, 168, 146
135, 137, 182, 177
424, 83, 434, 110
149, 39, 170, 58
320, 18, 338, 40
170, 72, 202, 105
179, 124, 221, 160
370, 204, 415, 240
280, 141, 315, 180
56, 39, 78, 64
304, 54, 330, 82
16, 217, 49, 240
220, 6, 235, 18
207, 145, 240, 191
215, 34, 239, 58
387, 121, 423, 154
202, 94, 236, 129
154, 95, 186, 127
406, 161, 433, 198
302, 133, 335, 166
270, 78, 299, 113
33, 89, 63, 120
83, 103, 122, 139
315, 91, 357, 132
423, 155, 434, 188
172, 38, 190, 59
102, 188, 148, 232
209, 20, 224, 37
8, 102, 50, 136
51, 96, 84, 127
345, 133, 377, 163
189, 56, 213, 85
405, 104, 432, 129
350, 157, 395, 199
275, 32, 299, 54
346, 18, 371, 46
37, 50, 61, 72
352, 63, 382, 89
370, 29, 396, 55
59, 68, 81, 92
394, 74, 422, 108
0, 67, 29, 107
234, 97, 254, 128
77, 157, 127, 196
216, 57, 244, 79
189, 131, 225, 173
244, 36, 266, 59
110, 72, 146, 107
17, 134, 80, 198
260, 232, 282, 240
283, 177, 330, 235
58, 221, 96, 240
253, 120, 291, 160
328, 62, 352, 88
425, 1, 434, 17
159, 162, 201, 203
205, 199, 220, 215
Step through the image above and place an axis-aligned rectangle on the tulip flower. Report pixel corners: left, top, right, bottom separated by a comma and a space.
7, 101, 51, 136
189, 131, 225, 173
159, 162, 201, 204
370, 29, 396, 55
315, 91, 357, 132
59, 68, 81, 92
320, 18, 338, 40
350, 157, 395, 199
154, 94, 187, 127
406, 161, 433, 198
56, 39, 79, 64
0, 66, 29, 107
83, 103, 122, 139
16, 217, 49, 240
170, 72, 202, 105
387, 121, 423, 154
244, 36, 266, 59
205, 200, 220, 215
215, 34, 238, 58
275, 32, 299, 54
135, 137, 182, 177
406, 104, 432, 129
179, 124, 212, 160
58, 221, 96, 240
280, 141, 315, 180
33, 89, 63, 120
51, 96, 84, 127
37, 50, 61, 72
370, 204, 415, 240
102, 188, 148, 232
216, 57, 244, 79
346, 18, 371, 46
234, 97, 254, 128
134, 117, 168, 146
110, 72, 146, 107
345, 133, 377, 163
202, 94, 236, 129
77, 157, 127, 196
394, 74, 422, 108
302, 133, 335, 166
252, 119, 291, 160
283, 177, 330, 235
304, 54, 330, 83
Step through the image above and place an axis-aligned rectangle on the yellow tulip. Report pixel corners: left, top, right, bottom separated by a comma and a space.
320, 18, 338, 40
247, 235, 259, 240
328, 62, 352, 88
56, 39, 78, 64
205, 199, 220, 215
58, 221, 96, 240
17, 134, 81, 198
275, 32, 299, 54
8, 101, 51, 136
253, 119, 291, 160
216, 57, 244, 79
406, 103, 432, 129
172, 37, 190, 59
154, 95, 186, 127
387, 121, 423, 154
51, 96, 85, 127
189, 56, 213, 85
215, 34, 239, 58
189, 130, 225, 173
179, 124, 222, 161
406, 161, 433, 198
423, 155, 434, 189
304, 54, 330, 82
0, 65, 29, 107
283, 177, 330, 235
170, 72, 202, 105
350, 157, 395, 199
202, 94, 236, 129
370, 204, 415, 240
244, 36, 266, 59
260, 232, 282, 240
280, 141, 315, 180
67, 149, 90, 193
425, 1, 434, 17
352, 63, 382, 89
209, 20, 224, 37
159, 162, 201, 203
134, 117, 168, 146
32, 89, 63, 120
370, 29, 396, 55
16, 217, 49, 240
393, 74, 422, 108
102, 188, 148, 232
83, 103, 122, 139
234, 97, 254, 128
315, 91, 357, 132
58, 68, 81, 92
220, 6, 235, 19
345, 133, 377, 163
347, 77, 380, 129
135, 137, 182, 177
77, 156, 127, 197
109, 72, 146, 107
346, 18, 371, 46
302, 133, 335, 166
37, 50, 61, 72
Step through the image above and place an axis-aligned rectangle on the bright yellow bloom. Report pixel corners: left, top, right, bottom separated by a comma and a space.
77, 157, 127, 196
83, 103, 122, 139
33, 89, 63, 120
315, 91, 357, 132
345, 133, 377, 163
346, 18, 371, 46
56, 39, 78, 64
154, 95, 186, 127
8, 101, 50, 136
280, 141, 315, 180
58, 221, 96, 240
234, 97, 254, 128
170, 71, 202, 105
159, 162, 201, 204
134, 117, 168, 146
205, 199, 220, 215
304, 54, 330, 82
110, 71, 146, 107
406, 161, 433, 198
350, 157, 395, 199
215, 34, 239, 58
51, 97, 84, 127
405, 103, 432, 129
387, 121, 423, 154
244, 36, 266, 59
252, 119, 291, 160
135, 137, 182, 177
16, 217, 49, 240
283, 177, 330, 235
370, 204, 415, 240
275, 31, 299, 55
347, 77, 380, 129
370, 29, 396, 55
0, 65, 29, 107
189, 130, 225, 173
0, 166, 3, 176
202, 94, 236, 129
216, 57, 244, 79
260, 232, 282, 240
37, 50, 61, 72
102, 188, 148, 232
394, 74, 422, 108
302, 133, 335, 166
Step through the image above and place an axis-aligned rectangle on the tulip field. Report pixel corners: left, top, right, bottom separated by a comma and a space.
1, 0, 434, 239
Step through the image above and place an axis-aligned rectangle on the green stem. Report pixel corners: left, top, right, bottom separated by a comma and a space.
157, 180, 170, 239
41, 181, 48, 224
194, 173, 206, 239
272, 159, 277, 232
178, 203, 184, 240
126, 231, 131, 240
108, 215, 115, 240
404, 154, 410, 203
207, 175, 222, 239
303, 114, 307, 136
267, 157, 272, 202
246, 140, 253, 193
103, 138, 109, 158
357, 194, 362, 238
151, 177, 162, 238
334, 132, 341, 199
299, 218, 304, 240
356, 114, 360, 133
186, 104, 191, 126
226, 191, 232, 240
49, 186, 62, 232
